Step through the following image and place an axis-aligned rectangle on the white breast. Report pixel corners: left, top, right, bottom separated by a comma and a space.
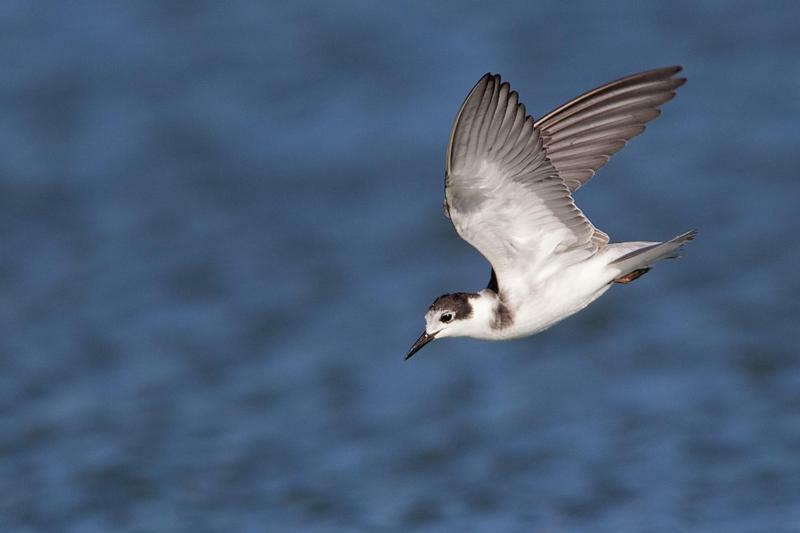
482, 254, 615, 340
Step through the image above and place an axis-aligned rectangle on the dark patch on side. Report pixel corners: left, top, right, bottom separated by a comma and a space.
430, 292, 475, 320
487, 269, 498, 293
492, 300, 513, 330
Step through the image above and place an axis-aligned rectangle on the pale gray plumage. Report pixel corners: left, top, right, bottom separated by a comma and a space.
444, 74, 599, 291
443, 66, 686, 295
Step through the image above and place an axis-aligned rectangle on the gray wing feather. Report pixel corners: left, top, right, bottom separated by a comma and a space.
534, 66, 686, 192
443, 68, 685, 292
445, 74, 601, 288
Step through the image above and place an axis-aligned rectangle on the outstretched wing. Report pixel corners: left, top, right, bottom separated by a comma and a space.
444, 68, 685, 294
534, 66, 686, 192
444, 74, 602, 294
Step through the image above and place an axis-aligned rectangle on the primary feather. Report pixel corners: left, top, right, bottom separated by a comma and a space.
444, 67, 686, 297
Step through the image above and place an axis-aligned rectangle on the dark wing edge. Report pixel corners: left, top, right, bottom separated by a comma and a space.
534, 66, 686, 192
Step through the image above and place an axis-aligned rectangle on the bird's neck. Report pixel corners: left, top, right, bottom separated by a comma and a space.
462, 290, 515, 340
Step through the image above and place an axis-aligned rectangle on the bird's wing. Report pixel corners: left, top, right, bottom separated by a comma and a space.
444, 74, 603, 293
534, 66, 685, 192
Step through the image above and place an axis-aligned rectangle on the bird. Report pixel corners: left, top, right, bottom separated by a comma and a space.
406, 66, 695, 360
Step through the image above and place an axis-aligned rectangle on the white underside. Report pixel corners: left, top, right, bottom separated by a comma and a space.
463, 243, 654, 341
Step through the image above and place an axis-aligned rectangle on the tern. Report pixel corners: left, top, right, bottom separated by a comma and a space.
406, 66, 695, 360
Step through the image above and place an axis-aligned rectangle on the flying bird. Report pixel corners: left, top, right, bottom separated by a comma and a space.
406, 66, 695, 360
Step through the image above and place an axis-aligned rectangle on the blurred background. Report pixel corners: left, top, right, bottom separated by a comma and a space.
0, 1, 798, 531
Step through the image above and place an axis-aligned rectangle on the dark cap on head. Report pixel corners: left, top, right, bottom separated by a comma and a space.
429, 292, 474, 320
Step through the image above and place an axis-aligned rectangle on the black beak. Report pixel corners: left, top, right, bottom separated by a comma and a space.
405, 331, 436, 360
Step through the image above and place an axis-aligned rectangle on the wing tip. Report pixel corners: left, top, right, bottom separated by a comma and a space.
650, 65, 683, 77
623, 65, 686, 87
467, 73, 504, 103
658, 65, 687, 87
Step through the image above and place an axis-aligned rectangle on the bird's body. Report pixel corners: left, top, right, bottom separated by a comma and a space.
426, 241, 679, 342
406, 66, 696, 359
488, 250, 614, 340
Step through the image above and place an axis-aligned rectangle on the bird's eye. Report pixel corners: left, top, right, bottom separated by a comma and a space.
440, 313, 453, 323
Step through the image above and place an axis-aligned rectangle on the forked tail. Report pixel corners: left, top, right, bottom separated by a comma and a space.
609, 230, 697, 279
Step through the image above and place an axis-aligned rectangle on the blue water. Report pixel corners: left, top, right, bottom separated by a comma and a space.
1, 1, 798, 531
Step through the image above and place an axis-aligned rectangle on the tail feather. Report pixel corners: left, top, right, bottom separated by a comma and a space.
610, 229, 697, 274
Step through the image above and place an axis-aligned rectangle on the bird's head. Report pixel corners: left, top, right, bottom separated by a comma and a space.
405, 292, 476, 360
